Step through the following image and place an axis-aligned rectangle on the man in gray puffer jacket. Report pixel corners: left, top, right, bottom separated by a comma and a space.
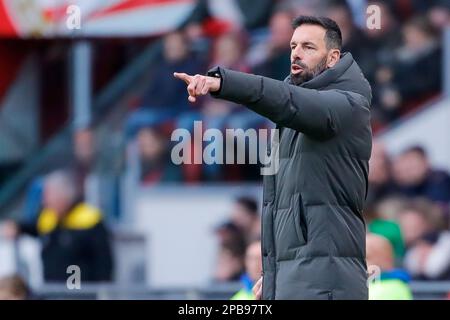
174, 16, 372, 300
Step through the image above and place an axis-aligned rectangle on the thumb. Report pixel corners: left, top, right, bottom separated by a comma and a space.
173, 72, 192, 84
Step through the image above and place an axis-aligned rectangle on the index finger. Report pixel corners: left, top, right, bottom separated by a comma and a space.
173, 72, 192, 84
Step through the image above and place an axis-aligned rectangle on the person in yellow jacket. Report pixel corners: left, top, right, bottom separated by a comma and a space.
231, 239, 262, 300
1, 170, 113, 282
366, 233, 413, 300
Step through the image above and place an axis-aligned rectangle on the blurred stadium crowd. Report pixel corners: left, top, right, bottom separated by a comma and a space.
0, 0, 450, 299
128, 0, 448, 183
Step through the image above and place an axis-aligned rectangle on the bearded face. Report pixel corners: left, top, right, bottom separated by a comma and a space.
290, 55, 328, 85
289, 24, 341, 86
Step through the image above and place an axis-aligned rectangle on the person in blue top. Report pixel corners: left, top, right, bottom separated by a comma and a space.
231, 239, 262, 300
366, 233, 413, 300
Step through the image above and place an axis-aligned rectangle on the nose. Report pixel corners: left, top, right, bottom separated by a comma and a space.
291, 47, 304, 63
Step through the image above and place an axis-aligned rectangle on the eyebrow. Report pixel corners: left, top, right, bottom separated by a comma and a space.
302, 41, 317, 47
290, 41, 317, 47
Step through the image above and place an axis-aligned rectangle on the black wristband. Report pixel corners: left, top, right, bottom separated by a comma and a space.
206, 66, 223, 95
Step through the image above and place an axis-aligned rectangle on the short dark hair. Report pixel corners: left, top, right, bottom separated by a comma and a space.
292, 15, 342, 50
235, 196, 258, 215
402, 145, 427, 158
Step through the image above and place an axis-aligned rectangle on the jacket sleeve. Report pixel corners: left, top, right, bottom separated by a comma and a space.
210, 67, 355, 140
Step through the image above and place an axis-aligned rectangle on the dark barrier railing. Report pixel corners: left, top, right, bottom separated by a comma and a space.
28, 282, 450, 300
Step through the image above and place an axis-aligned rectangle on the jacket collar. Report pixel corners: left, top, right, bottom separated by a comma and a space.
284, 52, 372, 102
300, 52, 354, 89
285, 52, 353, 88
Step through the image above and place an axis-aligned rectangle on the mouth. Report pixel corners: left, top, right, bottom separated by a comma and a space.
291, 64, 303, 75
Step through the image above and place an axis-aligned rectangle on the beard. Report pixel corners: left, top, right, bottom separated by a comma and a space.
290, 56, 328, 86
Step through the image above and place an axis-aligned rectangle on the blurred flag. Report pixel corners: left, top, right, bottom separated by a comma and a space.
0, 0, 196, 38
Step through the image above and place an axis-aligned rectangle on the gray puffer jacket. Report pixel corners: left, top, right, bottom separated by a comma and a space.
209, 52, 372, 299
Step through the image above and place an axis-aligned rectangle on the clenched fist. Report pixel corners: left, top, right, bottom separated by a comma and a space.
173, 72, 221, 103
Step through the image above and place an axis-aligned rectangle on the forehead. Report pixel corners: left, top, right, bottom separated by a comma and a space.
291, 24, 326, 44
401, 151, 424, 160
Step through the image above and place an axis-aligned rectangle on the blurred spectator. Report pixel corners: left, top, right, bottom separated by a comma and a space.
367, 141, 395, 204
124, 31, 206, 184
366, 202, 405, 261
210, 32, 249, 72
394, 16, 442, 107
364, 1, 403, 126
250, 10, 293, 81
229, 196, 261, 244
398, 198, 450, 280
0, 274, 30, 300
399, 204, 433, 248
213, 196, 261, 283
183, 31, 250, 137
404, 231, 450, 281
215, 221, 246, 248
123, 0, 448, 186
142, 31, 204, 110
23, 127, 102, 223
207, 31, 270, 130
371, 64, 402, 124
125, 31, 205, 139
177, 31, 269, 181
366, 233, 413, 300
405, 231, 450, 280
1, 170, 113, 282
73, 128, 95, 175
427, 1, 450, 33
213, 240, 246, 283
136, 127, 182, 184
184, 22, 211, 56
231, 239, 262, 300
365, 1, 400, 54
374, 196, 409, 222
213, 201, 249, 283
215, 197, 260, 247
325, 0, 376, 79
72, 128, 102, 208
277, 0, 326, 17
397, 198, 446, 248
392, 146, 450, 204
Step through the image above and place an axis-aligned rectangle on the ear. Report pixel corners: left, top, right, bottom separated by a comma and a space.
327, 49, 341, 68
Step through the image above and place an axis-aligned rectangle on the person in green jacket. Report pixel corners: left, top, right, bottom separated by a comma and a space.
366, 233, 413, 300
231, 239, 262, 300
369, 218, 405, 260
